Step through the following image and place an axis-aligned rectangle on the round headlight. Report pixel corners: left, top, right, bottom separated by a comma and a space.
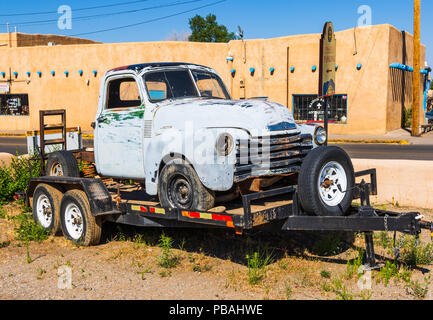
314, 126, 327, 145
215, 133, 234, 156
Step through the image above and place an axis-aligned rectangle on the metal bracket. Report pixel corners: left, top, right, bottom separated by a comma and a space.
241, 186, 296, 229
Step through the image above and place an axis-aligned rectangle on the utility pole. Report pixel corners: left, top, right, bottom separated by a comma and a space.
6, 23, 11, 47
412, 0, 421, 136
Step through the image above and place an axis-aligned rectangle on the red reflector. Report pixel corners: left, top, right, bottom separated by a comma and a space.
211, 214, 232, 222
188, 212, 200, 218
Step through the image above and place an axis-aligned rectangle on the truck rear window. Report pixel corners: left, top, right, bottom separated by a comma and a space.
106, 78, 141, 109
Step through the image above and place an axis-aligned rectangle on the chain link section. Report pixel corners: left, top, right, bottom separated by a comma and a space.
393, 232, 405, 261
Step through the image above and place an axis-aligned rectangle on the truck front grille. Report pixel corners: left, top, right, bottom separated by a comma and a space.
234, 133, 313, 182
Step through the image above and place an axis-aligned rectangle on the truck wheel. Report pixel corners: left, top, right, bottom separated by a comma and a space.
298, 146, 355, 216
60, 189, 101, 246
46, 151, 80, 177
158, 159, 215, 211
32, 183, 63, 235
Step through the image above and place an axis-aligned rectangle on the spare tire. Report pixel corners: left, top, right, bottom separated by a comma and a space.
298, 146, 355, 216
46, 151, 80, 177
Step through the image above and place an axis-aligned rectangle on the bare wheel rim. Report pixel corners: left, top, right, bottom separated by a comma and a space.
64, 203, 84, 240
167, 174, 193, 209
50, 162, 64, 176
36, 194, 52, 228
318, 161, 347, 207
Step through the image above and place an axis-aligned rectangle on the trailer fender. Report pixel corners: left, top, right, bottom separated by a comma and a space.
26, 177, 120, 216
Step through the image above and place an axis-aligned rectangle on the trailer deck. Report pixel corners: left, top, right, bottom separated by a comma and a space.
25, 167, 433, 269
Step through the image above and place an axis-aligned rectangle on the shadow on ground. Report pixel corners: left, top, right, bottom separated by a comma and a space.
100, 221, 357, 267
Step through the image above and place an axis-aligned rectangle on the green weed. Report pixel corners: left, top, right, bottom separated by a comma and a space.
360, 290, 373, 300
37, 268, 47, 280
311, 232, 346, 256
157, 233, 179, 269
278, 260, 289, 270
346, 249, 364, 279
321, 281, 332, 292
13, 213, 49, 243
376, 231, 392, 249
0, 241, 10, 248
376, 260, 399, 286
158, 270, 171, 278
401, 237, 433, 266
284, 282, 292, 300
334, 285, 354, 300
406, 275, 431, 299
25, 242, 32, 264
0, 156, 40, 205
246, 251, 273, 285
0, 206, 6, 219
320, 270, 331, 279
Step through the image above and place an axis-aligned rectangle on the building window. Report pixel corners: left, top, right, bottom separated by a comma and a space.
0, 94, 29, 116
293, 94, 348, 124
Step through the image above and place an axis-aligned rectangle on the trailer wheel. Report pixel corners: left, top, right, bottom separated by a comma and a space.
298, 146, 355, 216
46, 151, 80, 177
158, 159, 215, 211
32, 183, 63, 235
60, 189, 101, 246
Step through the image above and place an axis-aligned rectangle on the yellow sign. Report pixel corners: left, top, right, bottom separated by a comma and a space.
320, 22, 336, 96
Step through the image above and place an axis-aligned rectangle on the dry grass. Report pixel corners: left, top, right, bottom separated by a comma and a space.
1, 201, 433, 300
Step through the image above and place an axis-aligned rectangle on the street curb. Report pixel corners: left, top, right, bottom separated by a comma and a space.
329, 139, 410, 145
0, 133, 27, 137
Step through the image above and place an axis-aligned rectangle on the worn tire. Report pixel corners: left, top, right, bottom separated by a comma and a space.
32, 183, 63, 235
46, 151, 80, 177
60, 189, 102, 246
298, 146, 355, 216
158, 159, 215, 211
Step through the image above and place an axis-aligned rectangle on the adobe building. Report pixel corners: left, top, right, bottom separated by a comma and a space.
0, 24, 429, 135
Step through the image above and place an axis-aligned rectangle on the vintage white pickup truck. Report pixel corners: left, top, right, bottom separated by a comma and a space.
45, 62, 355, 217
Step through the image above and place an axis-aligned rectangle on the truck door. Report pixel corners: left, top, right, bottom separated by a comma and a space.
94, 75, 146, 179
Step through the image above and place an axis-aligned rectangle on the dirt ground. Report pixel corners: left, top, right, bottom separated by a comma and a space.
1, 201, 433, 300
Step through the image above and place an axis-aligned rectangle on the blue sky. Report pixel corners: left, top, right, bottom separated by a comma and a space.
1, 0, 432, 64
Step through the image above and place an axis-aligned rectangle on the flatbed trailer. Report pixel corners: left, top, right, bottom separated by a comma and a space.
25, 167, 433, 269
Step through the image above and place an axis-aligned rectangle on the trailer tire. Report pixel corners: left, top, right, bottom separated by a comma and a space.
158, 159, 215, 211
46, 151, 80, 177
60, 189, 101, 246
32, 183, 63, 235
298, 146, 355, 216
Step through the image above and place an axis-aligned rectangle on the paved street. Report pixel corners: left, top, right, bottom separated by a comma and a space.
0, 136, 432, 160
331, 143, 433, 160
0, 137, 27, 155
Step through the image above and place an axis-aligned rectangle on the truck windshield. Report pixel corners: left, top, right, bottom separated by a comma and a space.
144, 69, 229, 102
191, 71, 230, 99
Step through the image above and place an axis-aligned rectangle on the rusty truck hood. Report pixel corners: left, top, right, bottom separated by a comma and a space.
153, 98, 298, 134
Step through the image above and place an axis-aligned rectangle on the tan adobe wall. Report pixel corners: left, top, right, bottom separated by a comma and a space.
0, 25, 426, 135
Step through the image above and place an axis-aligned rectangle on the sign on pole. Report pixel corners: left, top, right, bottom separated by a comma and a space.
0, 83, 10, 93
319, 21, 336, 145
319, 21, 336, 96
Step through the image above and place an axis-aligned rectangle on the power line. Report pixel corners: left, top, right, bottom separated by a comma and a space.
6, 0, 206, 27
69, 0, 225, 37
0, 0, 151, 17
